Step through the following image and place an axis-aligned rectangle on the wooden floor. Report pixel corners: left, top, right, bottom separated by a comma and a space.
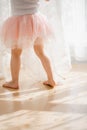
0, 63, 87, 130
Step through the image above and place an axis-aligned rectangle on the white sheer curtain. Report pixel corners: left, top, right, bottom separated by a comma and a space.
0, 0, 72, 82
60, 0, 87, 61
0, 0, 10, 77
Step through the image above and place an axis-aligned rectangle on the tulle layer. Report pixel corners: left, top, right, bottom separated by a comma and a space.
0, 13, 53, 49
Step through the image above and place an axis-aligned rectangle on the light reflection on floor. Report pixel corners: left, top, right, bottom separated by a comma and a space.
0, 63, 87, 130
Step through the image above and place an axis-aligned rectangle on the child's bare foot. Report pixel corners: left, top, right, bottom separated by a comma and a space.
43, 80, 56, 88
3, 81, 19, 89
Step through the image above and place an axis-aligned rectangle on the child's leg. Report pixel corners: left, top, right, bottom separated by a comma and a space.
34, 37, 56, 87
3, 48, 22, 89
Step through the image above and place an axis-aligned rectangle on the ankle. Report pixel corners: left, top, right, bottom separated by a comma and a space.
12, 80, 18, 84
48, 78, 55, 82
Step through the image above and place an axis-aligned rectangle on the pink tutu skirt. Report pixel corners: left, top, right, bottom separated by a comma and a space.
0, 13, 53, 49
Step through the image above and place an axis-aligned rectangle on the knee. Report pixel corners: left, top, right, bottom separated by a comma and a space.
11, 49, 22, 57
34, 44, 44, 57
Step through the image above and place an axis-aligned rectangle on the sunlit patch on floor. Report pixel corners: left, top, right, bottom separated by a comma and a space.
0, 110, 87, 130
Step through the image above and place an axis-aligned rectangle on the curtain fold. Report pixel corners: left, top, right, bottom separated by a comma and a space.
60, 0, 87, 61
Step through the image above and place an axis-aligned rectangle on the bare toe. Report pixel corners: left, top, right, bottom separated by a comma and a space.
3, 81, 19, 89
43, 80, 56, 88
